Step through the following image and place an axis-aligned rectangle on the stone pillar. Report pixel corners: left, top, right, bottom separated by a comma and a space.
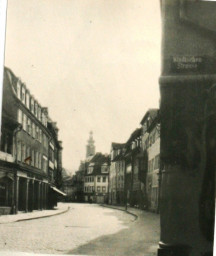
31, 179, 35, 211
12, 177, 15, 214
41, 183, 44, 209
38, 181, 41, 210
158, 1, 215, 255
25, 179, 29, 212
15, 176, 19, 214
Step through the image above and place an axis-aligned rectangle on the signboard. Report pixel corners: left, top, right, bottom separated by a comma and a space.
170, 56, 216, 74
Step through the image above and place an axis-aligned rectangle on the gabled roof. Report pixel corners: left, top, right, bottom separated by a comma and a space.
140, 108, 159, 125
111, 142, 126, 150
85, 152, 110, 176
126, 128, 142, 145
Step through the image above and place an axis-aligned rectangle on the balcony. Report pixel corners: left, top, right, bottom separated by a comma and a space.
0, 151, 14, 163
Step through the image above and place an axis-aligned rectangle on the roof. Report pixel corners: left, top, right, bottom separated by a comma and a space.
126, 128, 142, 144
85, 153, 110, 176
140, 109, 159, 125
111, 142, 126, 149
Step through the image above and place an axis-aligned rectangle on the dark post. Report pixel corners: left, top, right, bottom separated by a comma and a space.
159, 0, 216, 255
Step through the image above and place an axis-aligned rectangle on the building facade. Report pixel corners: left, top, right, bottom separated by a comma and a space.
0, 67, 64, 214
140, 109, 160, 212
84, 153, 110, 204
109, 143, 125, 205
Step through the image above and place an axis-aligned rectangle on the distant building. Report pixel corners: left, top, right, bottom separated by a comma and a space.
140, 109, 160, 212
109, 143, 126, 205
0, 67, 65, 215
124, 128, 142, 207
86, 131, 95, 158
84, 153, 110, 204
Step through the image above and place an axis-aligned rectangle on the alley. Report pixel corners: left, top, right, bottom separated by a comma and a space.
0, 203, 159, 256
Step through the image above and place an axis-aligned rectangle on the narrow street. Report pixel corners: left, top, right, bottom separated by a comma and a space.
0, 203, 159, 256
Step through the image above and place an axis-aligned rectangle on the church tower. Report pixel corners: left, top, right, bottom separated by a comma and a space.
86, 131, 95, 158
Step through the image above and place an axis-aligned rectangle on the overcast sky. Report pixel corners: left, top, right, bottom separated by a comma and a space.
4, 0, 161, 174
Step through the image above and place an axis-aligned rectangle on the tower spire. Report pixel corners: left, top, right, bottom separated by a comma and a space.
86, 131, 95, 158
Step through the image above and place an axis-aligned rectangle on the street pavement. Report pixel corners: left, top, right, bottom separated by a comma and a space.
0, 203, 160, 256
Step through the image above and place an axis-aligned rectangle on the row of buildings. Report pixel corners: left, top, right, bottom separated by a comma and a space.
64, 109, 160, 212
0, 67, 65, 215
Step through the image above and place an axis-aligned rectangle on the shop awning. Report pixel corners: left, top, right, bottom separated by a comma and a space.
50, 186, 67, 196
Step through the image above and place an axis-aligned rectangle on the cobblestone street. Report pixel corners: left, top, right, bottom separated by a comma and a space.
0, 203, 159, 255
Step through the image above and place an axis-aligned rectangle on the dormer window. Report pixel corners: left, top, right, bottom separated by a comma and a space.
21, 86, 26, 104
101, 163, 108, 173
31, 98, 34, 113
88, 163, 94, 174
38, 107, 41, 121
35, 103, 38, 117
26, 92, 30, 109
17, 80, 21, 99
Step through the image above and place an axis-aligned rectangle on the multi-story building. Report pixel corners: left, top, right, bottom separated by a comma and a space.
109, 143, 125, 205
140, 109, 160, 212
0, 67, 64, 214
124, 128, 142, 207
84, 153, 110, 204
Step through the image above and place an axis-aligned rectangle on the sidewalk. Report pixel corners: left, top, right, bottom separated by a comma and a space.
0, 203, 69, 224
100, 204, 160, 256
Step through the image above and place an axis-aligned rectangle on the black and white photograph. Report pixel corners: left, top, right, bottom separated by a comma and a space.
0, 0, 215, 256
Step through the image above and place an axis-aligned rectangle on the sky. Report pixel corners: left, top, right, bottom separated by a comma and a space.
4, 0, 161, 174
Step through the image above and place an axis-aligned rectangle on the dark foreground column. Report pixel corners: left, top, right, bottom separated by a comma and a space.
158, 1, 216, 255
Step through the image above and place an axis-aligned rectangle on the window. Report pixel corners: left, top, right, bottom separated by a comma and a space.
23, 114, 27, 131
101, 163, 108, 173
21, 144, 26, 162
35, 103, 38, 117
103, 177, 106, 183
97, 176, 101, 182
17, 81, 21, 99
17, 109, 22, 124
39, 129, 42, 142
31, 150, 35, 167
42, 156, 48, 173
49, 149, 54, 162
38, 153, 41, 169
17, 141, 21, 161
36, 126, 39, 140
35, 152, 38, 168
154, 155, 160, 170
26, 92, 30, 109
92, 186, 95, 192
97, 186, 100, 192
30, 98, 34, 113
27, 118, 31, 134
21, 87, 25, 104
32, 123, 35, 138
38, 107, 41, 121
102, 186, 106, 192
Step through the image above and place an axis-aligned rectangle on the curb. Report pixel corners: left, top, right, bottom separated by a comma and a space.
100, 204, 138, 221
0, 207, 70, 224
